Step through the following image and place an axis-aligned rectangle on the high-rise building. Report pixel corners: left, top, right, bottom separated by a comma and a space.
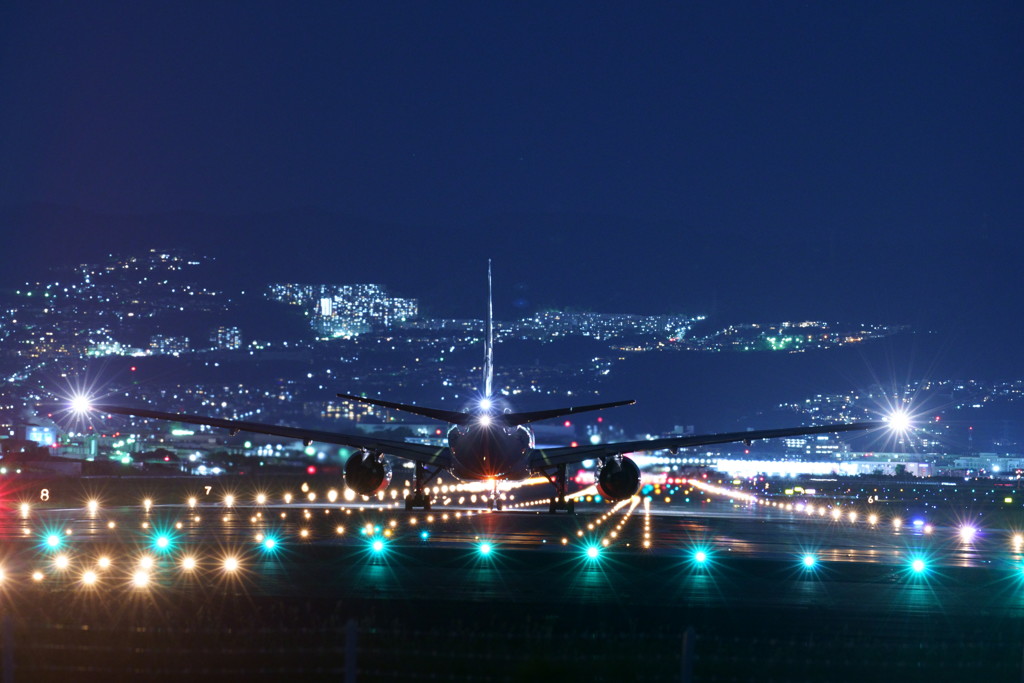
211, 326, 242, 350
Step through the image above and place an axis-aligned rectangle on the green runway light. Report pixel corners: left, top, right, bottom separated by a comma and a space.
585, 545, 601, 560
371, 539, 385, 553
802, 554, 817, 568
478, 542, 492, 556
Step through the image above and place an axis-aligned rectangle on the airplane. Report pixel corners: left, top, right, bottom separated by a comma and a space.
80, 263, 888, 513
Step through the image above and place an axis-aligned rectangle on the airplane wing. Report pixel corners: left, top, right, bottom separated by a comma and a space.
528, 420, 886, 471
92, 404, 452, 467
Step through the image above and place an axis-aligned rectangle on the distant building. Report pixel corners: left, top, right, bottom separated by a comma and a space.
149, 334, 190, 356
211, 326, 242, 350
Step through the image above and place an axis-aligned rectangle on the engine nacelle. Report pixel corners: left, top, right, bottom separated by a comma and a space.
344, 450, 392, 495
596, 455, 641, 501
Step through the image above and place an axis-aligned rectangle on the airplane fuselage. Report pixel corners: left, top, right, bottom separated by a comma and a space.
447, 422, 534, 481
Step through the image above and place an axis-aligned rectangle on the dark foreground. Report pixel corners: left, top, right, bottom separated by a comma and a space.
3, 543, 1023, 682
2, 477, 1024, 682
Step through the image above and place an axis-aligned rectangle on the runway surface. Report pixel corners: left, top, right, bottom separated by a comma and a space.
5, 486, 1024, 681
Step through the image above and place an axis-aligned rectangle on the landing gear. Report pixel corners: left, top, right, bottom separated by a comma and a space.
404, 462, 437, 511
489, 480, 504, 511
405, 490, 431, 511
547, 464, 575, 514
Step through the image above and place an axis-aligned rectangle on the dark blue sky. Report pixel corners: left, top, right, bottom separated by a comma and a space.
1, 2, 1022, 368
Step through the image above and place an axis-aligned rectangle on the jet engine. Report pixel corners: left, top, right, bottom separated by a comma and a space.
344, 450, 392, 495
596, 455, 641, 500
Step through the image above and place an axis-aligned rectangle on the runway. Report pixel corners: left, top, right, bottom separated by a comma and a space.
3, 489, 1023, 607
4, 485, 1024, 681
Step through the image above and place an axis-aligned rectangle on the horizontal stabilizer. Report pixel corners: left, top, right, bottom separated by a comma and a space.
501, 399, 635, 426
336, 392, 471, 425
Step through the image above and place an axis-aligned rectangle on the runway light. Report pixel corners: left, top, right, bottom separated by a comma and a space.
32, 571, 44, 582
81, 570, 97, 586
223, 557, 239, 572
53, 554, 70, 570
224, 495, 235, 507
138, 555, 155, 570
893, 518, 903, 530
143, 499, 153, 512
256, 493, 267, 505
132, 571, 150, 588
181, 556, 197, 571
188, 497, 197, 508
959, 525, 978, 543
98, 556, 111, 569
19, 503, 29, 517
87, 500, 99, 514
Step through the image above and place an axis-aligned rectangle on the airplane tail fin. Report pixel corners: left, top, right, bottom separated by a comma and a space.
484, 259, 494, 398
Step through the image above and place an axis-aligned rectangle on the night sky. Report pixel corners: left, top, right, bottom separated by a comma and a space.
1, 3, 1022, 371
